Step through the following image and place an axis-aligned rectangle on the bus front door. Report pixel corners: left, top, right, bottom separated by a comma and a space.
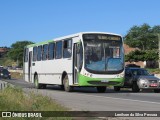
73, 43, 80, 84
28, 51, 32, 82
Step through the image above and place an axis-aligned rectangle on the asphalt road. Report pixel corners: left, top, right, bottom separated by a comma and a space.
1, 78, 160, 112
2, 78, 160, 120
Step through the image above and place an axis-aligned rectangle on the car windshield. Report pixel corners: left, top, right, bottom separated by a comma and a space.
131, 69, 150, 76
83, 34, 124, 73
2, 69, 9, 74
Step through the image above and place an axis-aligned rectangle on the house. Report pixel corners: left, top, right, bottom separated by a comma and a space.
0, 47, 8, 58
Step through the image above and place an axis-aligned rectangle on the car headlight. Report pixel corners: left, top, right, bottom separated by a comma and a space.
1, 73, 3, 76
139, 79, 148, 84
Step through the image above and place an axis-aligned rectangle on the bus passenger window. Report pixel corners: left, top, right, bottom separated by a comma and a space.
33, 47, 37, 61
55, 41, 62, 59
63, 40, 72, 58
24, 48, 28, 62
48, 43, 55, 60
79, 42, 83, 71
42, 44, 48, 60
37, 46, 42, 61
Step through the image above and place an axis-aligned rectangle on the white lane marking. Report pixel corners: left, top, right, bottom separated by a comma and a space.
28, 88, 160, 105
54, 90, 160, 105
74, 93, 160, 105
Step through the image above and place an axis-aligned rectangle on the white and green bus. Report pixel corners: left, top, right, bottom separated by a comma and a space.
24, 32, 125, 92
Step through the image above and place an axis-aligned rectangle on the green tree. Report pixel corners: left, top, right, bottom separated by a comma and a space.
152, 25, 160, 33
7, 41, 34, 67
125, 50, 145, 62
144, 50, 159, 61
124, 24, 160, 65
125, 50, 158, 62
124, 23, 159, 50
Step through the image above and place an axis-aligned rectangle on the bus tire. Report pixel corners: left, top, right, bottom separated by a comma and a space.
97, 86, 106, 93
63, 75, 73, 92
60, 85, 64, 90
34, 75, 41, 89
42, 84, 46, 89
114, 86, 121, 91
154, 89, 160, 93
132, 82, 140, 92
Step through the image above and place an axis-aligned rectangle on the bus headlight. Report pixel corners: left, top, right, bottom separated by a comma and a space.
116, 74, 124, 78
119, 74, 124, 78
83, 72, 92, 77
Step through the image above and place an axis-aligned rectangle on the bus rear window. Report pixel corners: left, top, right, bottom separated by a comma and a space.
24, 48, 28, 62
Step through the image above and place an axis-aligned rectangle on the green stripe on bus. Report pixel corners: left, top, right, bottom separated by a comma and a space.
26, 40, 54, 48
78, 73, 124, 86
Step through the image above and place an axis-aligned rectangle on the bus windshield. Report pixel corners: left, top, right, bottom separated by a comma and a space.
83, 34, 124, 74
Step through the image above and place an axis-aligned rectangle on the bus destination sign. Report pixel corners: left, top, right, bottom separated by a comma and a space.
83, 34, 121, 41
97, 35, 121, 40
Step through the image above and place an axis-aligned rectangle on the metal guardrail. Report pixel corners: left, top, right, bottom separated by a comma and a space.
9, 70, 23, 73
0, 81, 8, 90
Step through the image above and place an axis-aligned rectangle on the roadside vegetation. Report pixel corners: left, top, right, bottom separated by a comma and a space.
10, 72, 23, 79
0, 86, 71, 120
147, 68, 160, 74
125, 24, 160, 63
0, 57, 16, 67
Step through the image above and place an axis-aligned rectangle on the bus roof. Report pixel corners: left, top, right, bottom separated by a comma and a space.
25, 32, 122, 48
26, 39, 54, 48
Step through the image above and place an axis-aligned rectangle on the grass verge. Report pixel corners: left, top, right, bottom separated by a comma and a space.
0, 86, 71, 120
147, 68, 160, 74
11, 72, 23, 79
10, 72, 23, 80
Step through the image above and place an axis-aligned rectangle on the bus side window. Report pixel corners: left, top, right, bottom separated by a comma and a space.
33, 47, 37, 61
79, 42, 83, 71
42, 44, 48, 60
63, 40, 72, 58
48, 43, 55, 60
55, 41, 62, 59
24, 48, 28, 62
37, 46, 42, 61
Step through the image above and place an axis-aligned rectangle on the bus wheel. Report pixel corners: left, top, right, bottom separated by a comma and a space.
63, 75, 73, 92
42, 84, 46, 89
132, 82, 140, 92
114, 86, 121, 91
34, 75, 41, 89
97, 86, 106, 93
60, 85, 64, 90
154, 89, 160, 93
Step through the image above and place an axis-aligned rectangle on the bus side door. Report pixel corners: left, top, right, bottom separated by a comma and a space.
73, 43, 79, 84
28, 51, 32, 82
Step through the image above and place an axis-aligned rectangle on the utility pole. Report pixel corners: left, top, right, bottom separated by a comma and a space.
158, 34, 160, 68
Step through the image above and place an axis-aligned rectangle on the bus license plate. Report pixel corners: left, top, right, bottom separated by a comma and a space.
101, 80, 109, 83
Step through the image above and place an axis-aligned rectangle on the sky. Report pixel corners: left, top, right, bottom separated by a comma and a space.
0, 0, 160, 47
